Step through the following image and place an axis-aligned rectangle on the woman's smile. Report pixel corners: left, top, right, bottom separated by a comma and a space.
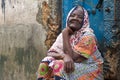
67, 7, 84, 32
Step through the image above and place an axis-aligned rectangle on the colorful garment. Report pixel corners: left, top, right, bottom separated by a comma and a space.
37, 6, 103, 80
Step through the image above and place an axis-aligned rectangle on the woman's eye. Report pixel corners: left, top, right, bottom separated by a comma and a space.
70, 14, 83, 19
70, 14, 75, 17
78, 15, 83, 19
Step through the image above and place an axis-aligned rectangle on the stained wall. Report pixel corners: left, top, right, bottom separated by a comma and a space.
0, 0, 61, 80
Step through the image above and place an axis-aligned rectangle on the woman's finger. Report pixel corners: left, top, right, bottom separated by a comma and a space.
71, 62, 75, 72
66, 62, 69, 73
68, 62, 73, 73
64, 62, 67, 73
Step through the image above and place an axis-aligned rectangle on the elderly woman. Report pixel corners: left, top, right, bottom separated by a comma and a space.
37, 5, 103, 80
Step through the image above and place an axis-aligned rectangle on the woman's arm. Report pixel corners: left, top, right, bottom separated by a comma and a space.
62, 27, 87, 63
47, 27, 86, 73
62, 27, 74, 57
47, 51, 75, 73
46, 33, 64, 59
47, 52, 65, 60
72, 52, 87, 63
62, 27, 76, 73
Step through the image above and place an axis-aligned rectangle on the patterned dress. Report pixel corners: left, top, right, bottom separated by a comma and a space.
37, 6, 104, 80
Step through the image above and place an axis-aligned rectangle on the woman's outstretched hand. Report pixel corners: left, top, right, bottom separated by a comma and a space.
63, 54, 75, 73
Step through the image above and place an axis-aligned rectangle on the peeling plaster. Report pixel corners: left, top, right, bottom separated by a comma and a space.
36, 0, 62, 49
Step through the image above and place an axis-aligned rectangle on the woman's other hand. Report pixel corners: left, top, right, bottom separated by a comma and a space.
63, 54, 75, 73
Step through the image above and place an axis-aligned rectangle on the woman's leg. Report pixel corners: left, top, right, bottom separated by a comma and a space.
37, 57, 55, 79
37, 57, 65, 80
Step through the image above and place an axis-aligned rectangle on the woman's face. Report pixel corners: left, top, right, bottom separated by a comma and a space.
67, 7, 84, 32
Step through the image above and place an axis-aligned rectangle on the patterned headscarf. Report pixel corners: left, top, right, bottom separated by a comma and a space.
66, 6, 90, 32
66, 6, 93, 46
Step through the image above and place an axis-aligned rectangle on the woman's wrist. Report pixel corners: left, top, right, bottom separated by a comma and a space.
62, 27, 73, 35
66, 27, 74, 34
62, 28, 69, 36
62, 54, 71, 59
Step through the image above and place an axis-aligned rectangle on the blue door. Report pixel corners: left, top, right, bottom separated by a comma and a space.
62, 0, 104, 51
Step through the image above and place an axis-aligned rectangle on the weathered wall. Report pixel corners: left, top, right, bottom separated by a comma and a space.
103, 0, 120, 80
36, 0, 62, 49
0, 0, 61, 80
0, 0, 39, 24
0, 24, 47, 80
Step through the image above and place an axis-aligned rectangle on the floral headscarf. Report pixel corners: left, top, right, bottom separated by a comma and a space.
66, 6, 96, 58
66, 6, 91, 32
66, 6, 93, 44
